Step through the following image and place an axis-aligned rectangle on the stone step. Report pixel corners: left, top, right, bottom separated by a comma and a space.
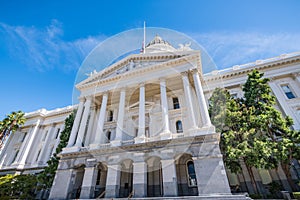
93, 194, 251, 200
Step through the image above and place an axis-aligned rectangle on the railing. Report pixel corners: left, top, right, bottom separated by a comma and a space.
122, 140, 134, 145
96, 190, 105, 199
128, 190, 134, 199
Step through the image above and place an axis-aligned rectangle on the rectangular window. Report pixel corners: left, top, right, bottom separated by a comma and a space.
281, 85, 296, 99
12, 150, 19, 163
107, 110, 113, 122
21, 132, 27, 142
55, 128, 60, 139
36, 149, 41, 162
172, 97, 180, 109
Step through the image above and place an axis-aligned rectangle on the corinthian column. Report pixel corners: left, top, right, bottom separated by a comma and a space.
181, 72, 197, 129
112, 88, 126, 146
135, 83, 146, 143
67, 98, 85, 147
160, 79, 170, 133
191, 69, 212, 127
94, 93, 108, 144
75, 96, 92, 147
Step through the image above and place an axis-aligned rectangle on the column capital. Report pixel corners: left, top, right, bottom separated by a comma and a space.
190, 68, 200, 74
120, 87, 126, 92
159, 77, 166, 82
102, 92, 109, 97
86, 158, 97, 168
139, 82, 145, 87
85, 95, 93, 101
79, 97, 85, 102
180, 71, 189, 77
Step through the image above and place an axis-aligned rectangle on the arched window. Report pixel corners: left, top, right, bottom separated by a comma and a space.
187, 160, 197, 186
176, 120, 183, 133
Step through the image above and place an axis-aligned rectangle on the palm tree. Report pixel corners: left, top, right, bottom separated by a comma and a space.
0, 111, 26, 150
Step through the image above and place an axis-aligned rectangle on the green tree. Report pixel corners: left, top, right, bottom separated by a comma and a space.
0, 174, 37, 199
0, 111, 26, 150
209, 69, 300, 194
37, 111, 75, 190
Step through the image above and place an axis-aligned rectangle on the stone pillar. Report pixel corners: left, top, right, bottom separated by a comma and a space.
112, 88, 126, 146
105, 164, 120, 198
193, 153, 231, 194
49, 168, 73, 199
38, 124, 54, 164
84, 106, 97, 147
161, 159, 178, 197
181, 72, 197, 129
160, 79, 171, 139
133, 161, 147, 198
191, 69, 212, 127
53, 124, 64, 150
18, 119, 41, 168
80, 160, 98, 199
269, 81, 300, 130
93, 93, 108, 145
15, 126, 33, 163
67, 99, 85, 147
135, 83, 146, 143
75, 97, 92, 147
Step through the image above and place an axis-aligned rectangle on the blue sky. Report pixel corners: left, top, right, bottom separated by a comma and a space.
0, 0, 300, 119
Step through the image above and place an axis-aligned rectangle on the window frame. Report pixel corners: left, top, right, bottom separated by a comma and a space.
281, 84, 296, 99
186, 160, 197, 187
107, 110, 114, 122
172, 97, 180, 109
176, 120, 183, 133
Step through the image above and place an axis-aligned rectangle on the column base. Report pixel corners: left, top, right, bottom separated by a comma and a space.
62, 146, 80, 153
89, 143, 101, 150
134, 136, 146, 144
188, 126, 216, 136
110, 140, 122, 147
159, 131, 172, 140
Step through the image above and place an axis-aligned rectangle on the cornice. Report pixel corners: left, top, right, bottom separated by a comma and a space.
77, 53, 200, 91
59, 133, 220, 159
203, 52, 300, 82
79, 50, 201, 88
25, 105, 76, 120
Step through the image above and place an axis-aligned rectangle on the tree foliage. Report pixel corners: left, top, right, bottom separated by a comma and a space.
0, 174, 37, 199
0, 111, 26, 150
37, 111, 75, 190
209, 69, 300, 192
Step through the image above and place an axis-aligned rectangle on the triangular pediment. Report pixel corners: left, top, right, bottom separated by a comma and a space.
77, 50, 200, 89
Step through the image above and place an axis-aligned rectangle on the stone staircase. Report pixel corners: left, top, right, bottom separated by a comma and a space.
94, 194, 251, 200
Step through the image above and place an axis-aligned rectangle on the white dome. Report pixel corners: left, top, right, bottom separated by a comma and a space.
145, 35, 176, 53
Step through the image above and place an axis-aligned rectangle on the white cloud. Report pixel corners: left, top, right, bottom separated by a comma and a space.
1, 22, 299, 73
190, 31, 300, 69
0, 20, 106, 72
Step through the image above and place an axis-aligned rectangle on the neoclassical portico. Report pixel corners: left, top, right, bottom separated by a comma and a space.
50, 35, 231, 199
65, 70, 213, 150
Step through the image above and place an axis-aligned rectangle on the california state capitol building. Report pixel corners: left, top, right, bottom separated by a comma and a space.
0, 31, 300, 199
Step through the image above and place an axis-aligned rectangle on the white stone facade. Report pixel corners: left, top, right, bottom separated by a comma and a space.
0, 106, 75, 175
0, 36, 299, 199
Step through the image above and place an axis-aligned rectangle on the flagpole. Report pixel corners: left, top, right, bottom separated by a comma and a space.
143, 21, 146, 54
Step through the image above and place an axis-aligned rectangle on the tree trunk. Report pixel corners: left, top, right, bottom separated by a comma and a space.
281, 163, 297, 191
245, 163, 259, 195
